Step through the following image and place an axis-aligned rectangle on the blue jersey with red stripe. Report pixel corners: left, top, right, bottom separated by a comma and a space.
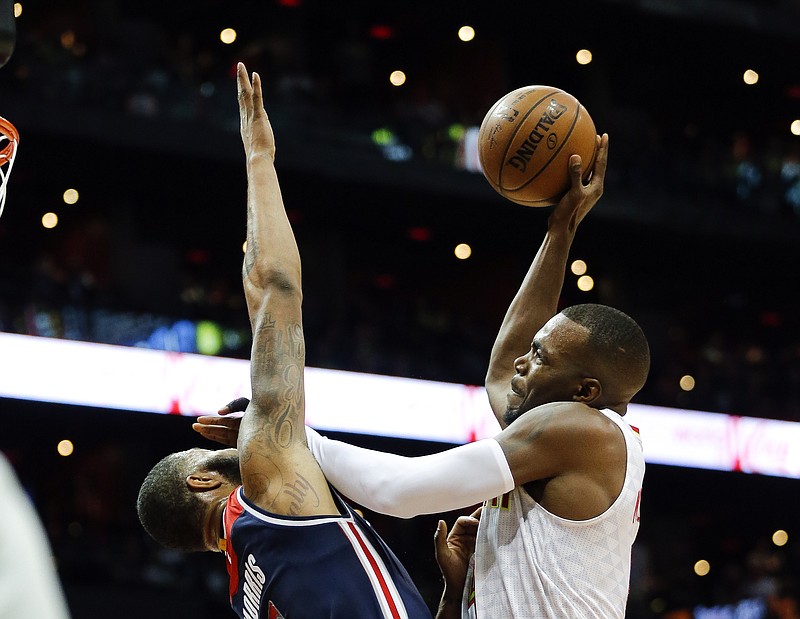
223, 486, 432, 619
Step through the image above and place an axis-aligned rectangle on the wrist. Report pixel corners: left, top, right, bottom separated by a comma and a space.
545, 222, 576, 240
441, 584, 463, 604
441, 572, 467, 599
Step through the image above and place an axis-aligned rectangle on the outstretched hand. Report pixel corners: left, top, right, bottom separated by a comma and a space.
192, 397, 250, 447
237, 62, 275, 160
548, 133, 609, 234
434, 507, 482, 597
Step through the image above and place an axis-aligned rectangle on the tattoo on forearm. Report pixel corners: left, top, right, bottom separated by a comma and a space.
252, 313, 280, 375
243, 200, 259, 277
251, 318, 306, 444
286, 323, 305, 359
273, 403, 294, 448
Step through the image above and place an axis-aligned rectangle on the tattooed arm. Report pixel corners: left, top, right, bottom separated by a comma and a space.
235, 63, 337, 517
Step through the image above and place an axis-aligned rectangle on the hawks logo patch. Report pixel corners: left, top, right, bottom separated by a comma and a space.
268, 601, 285, 619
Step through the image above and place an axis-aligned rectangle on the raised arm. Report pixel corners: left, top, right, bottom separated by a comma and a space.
235, 63, 335, 516
485, 135, 608, 427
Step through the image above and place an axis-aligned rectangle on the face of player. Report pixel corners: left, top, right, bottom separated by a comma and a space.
503, 314, 590, 425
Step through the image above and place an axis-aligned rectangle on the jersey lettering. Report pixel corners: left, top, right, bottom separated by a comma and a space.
632, 489, 642, 523
488, 492, 511, 510
242, 554, 265, 619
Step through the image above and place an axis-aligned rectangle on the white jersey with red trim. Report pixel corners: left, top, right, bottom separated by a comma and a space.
464, 408, 644, 618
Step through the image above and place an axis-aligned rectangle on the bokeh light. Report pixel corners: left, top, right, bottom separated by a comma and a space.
571, 259, 587, 276
220, 28, 237, 44
389, 70, 406, 86
57, 439, 74, 457
42, 212, 58, 229
60, 30, 75, 49
679, 375, 696, 391
694, 560, 711, 576
773, 530, 789, 546
458, 26, 475, 42
743, 69, 759, 85
196, 321, 224, 356
577, 275, 594, 291
454, 243, 472, 260
371, 128, 395, 146
576, 49, 593, 65
63, 188, 79, 204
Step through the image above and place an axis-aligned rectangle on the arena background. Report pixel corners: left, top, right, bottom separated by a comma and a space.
0, 1, 798, 617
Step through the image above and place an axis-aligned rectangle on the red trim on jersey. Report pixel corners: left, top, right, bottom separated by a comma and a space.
224, 489, 245, 600
629, 425, 640, 435
346, 522, 403, 619
268, 600, 285, 619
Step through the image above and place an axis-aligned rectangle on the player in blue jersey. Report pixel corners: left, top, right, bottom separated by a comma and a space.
137, 63, 432, 619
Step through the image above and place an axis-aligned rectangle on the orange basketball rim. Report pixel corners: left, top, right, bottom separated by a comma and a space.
0, 114, 19, 218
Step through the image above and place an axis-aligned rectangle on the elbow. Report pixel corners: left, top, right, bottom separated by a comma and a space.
365, 473, 422, 519
368, 488, 417, 519
247, 266, 302, 298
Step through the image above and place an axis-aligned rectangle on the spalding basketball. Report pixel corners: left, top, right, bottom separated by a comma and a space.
478, 86, 597, 207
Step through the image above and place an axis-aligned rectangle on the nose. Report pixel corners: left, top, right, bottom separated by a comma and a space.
514, 354, 528, 374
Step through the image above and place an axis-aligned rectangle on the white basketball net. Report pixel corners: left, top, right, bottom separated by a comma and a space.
0, 128, 17, 219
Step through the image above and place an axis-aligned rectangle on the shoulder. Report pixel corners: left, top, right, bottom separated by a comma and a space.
496, 403, 624, 482
507, 402, 618, 441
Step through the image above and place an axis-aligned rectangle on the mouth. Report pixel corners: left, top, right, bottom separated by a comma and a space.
510, 376, 524, 397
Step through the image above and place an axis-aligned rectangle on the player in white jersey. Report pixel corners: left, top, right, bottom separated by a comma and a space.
462, 406, 644, 619
196, 134, 651, 618
449, 133, 649, 618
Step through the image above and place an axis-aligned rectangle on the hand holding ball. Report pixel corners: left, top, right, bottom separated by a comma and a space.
478, 86, 597, 207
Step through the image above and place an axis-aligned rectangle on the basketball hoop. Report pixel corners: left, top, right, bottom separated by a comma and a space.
0, 114, 19, 218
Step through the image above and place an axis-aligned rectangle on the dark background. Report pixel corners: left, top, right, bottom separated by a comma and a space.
1, 1, 799, 617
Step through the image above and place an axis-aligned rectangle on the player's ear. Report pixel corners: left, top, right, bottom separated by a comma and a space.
186, 472, 223, 491
575, 378, 602, 403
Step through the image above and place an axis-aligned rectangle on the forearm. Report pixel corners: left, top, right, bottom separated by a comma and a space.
488, 228, 574, 370
243, 156, 301, 310
485, 138, 607, 423
485, 228, 575, 424
238, 65, 300, 317
305, 428, 514, 518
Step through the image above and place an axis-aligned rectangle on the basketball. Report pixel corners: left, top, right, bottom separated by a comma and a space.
478, 86, 597, 207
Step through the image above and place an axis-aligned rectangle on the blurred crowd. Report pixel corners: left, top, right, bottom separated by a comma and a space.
2, 2, 800, 221
1, 220, 798, 423
1, 2, 799, 618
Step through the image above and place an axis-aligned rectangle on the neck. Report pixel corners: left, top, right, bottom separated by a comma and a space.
204, 497, 228, 552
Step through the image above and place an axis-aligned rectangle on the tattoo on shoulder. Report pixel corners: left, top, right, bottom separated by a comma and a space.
281, 473, 321, 516
240, 448, 284, 498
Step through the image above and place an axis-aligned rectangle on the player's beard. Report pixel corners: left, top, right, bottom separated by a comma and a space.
503, 404, 526, 426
